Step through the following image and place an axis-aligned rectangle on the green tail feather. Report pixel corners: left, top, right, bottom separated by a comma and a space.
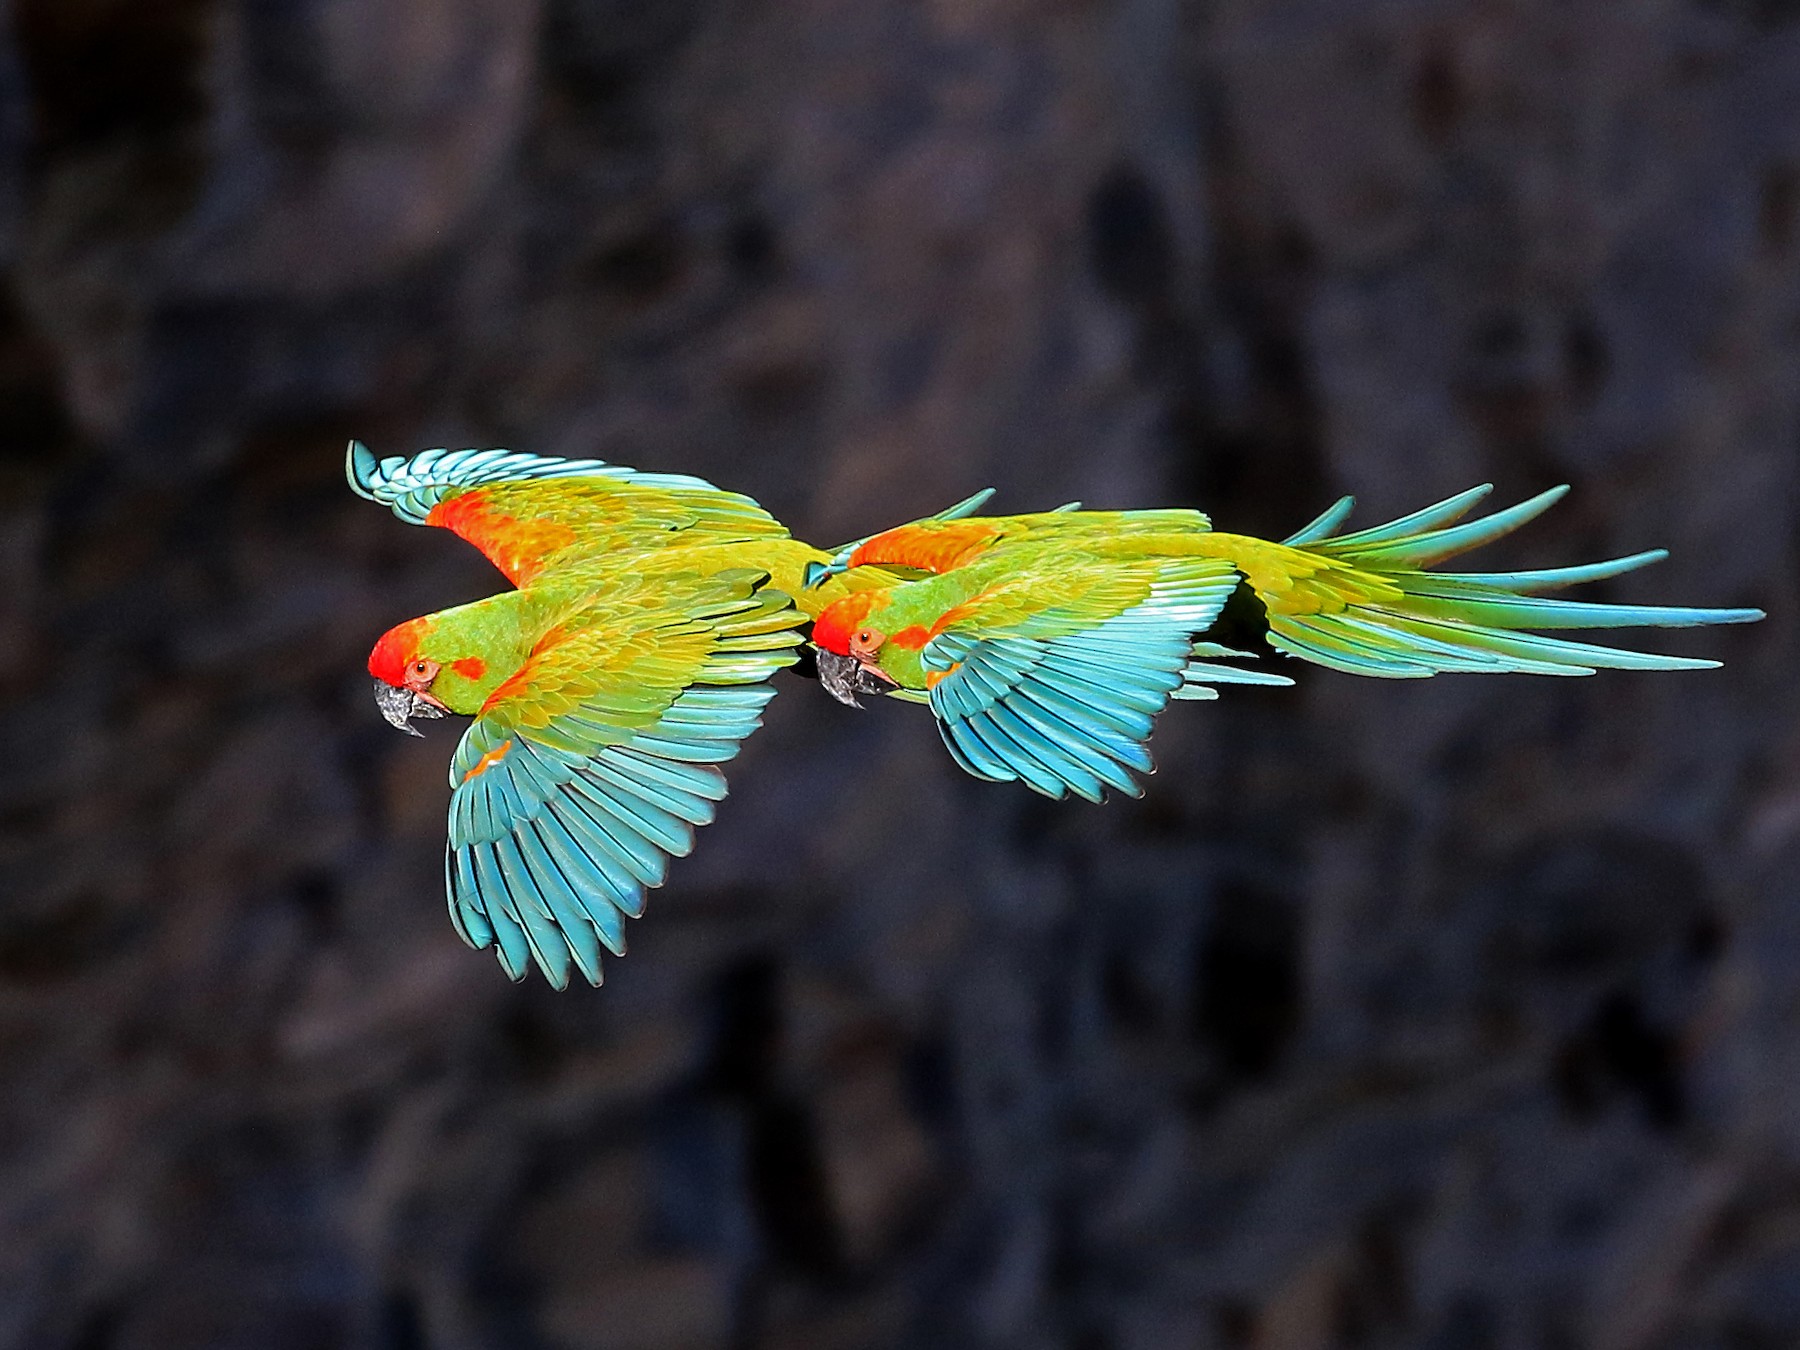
1268, 486, 1762, 678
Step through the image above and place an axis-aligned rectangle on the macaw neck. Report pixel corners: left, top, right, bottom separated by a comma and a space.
862, 567, 1004, 690
877, 564, 998, 631
874, 642, 931, 690
417, 589, 560, 714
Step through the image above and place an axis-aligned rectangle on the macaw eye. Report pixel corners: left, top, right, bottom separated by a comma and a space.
412, 660, 430, 676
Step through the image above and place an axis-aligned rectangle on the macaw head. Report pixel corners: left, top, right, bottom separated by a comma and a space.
811, 589, 916, 706
367, 599, 532, 733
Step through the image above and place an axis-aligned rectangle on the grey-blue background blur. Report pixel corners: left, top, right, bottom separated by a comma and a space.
1, 2, 1793, 1348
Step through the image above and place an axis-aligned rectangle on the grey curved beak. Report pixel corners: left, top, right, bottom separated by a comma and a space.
814, 648, 898, 708
373, 680, 446, 736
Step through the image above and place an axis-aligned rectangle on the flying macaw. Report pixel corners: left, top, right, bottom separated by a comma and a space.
350, 441, 986, 989
807, 485, 1764, 800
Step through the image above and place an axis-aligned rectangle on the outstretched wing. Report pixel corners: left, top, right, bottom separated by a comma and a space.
444, 570, 803, 988
348, 441, 791, 586
918, 558, 1287, 802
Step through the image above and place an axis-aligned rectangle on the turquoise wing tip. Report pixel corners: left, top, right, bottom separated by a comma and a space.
346, 439, 380, 499
496, 946, 530, 982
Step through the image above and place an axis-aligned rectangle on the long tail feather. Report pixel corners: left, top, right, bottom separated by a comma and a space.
1423, 549, 1667, 595
1332, 486, 1567, 569
1261, 488, 1762, 678
1317, 484, 1495, 550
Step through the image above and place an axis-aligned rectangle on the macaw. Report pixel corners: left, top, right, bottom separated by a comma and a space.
350, 441, 984, 989
807, 485, 1763, 800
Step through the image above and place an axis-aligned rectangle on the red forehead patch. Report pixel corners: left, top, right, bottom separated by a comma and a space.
368, 617, 428, 687
812, 591, 882, 654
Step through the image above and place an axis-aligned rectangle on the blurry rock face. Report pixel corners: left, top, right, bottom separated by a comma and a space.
1, 1, 1795, 1348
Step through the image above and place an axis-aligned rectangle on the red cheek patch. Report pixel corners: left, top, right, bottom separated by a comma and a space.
452, 657, 486, 680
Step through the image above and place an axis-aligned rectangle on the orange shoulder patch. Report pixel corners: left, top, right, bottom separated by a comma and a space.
427, 491, 579, 585
461, 739, 513, 783
927, 588, 1000, 638
481, 667, 535, 714
479, 626, 570, 713
849, 520, 1001, 575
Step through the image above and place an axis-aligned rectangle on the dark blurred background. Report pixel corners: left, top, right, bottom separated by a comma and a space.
0, 1, 1793, 1347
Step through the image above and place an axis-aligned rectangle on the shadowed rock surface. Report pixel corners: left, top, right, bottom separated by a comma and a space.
1, 2, 1794, 1347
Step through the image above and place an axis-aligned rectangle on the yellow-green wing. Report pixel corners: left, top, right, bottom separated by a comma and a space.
347, 441, 791, 586
919, 557, 1287, 802
444, 569, 802, 987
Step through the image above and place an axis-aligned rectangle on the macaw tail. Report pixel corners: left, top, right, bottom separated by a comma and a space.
1257, 485, 1762, 677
